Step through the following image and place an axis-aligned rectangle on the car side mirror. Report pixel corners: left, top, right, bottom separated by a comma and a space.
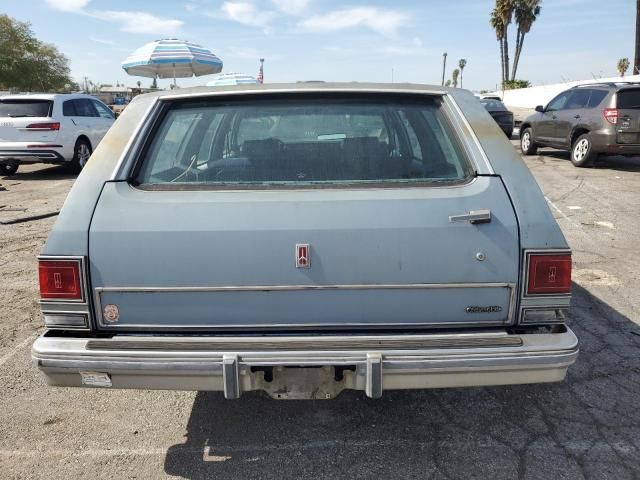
535, 105, 545, 113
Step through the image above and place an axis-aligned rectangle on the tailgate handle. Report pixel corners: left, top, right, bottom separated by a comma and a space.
449, 209, 492, 224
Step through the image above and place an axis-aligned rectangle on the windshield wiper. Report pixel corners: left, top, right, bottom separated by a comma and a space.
6, 114, 36, 118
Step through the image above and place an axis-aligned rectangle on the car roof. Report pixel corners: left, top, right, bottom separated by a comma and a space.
137, 82, 449, 101
0, 93, 94, 101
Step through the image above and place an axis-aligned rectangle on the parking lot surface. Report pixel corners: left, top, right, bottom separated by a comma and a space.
1, 147, 640, 479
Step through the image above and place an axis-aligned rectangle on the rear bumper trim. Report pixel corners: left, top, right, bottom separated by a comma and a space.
0, 149, 65, 163
32, 329, 579, 397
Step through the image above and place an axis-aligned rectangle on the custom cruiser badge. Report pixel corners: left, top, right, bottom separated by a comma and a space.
103, 304, 120, 323
296, 243, 310, 268
466, 306, 503, 313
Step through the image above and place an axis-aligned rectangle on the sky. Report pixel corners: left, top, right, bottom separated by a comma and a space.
0, 0, 636, 91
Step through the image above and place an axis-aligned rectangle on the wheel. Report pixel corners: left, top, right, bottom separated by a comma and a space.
520, 128, 537, 155
68, 139, 92, 173
571, 133, 597, 167
0, 163, 19, 175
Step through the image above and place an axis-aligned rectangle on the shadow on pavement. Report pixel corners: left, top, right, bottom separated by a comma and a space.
164, 282, 640, 480
0, 165, 76, 181
532, 149, 640, 172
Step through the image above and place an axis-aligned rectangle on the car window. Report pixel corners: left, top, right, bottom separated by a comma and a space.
616, 89, 640, 109
135, 97, 473, 187
546, 92, 571, 112
566, 90, 591, 109
62, 100, 77, 116
0, 99, 52, 117
92, 100, 115, 119
587, 90, 608, 108
73, 99, 98, 117
479, 100, 507, 111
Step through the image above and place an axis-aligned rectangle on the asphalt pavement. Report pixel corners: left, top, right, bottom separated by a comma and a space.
0, 145, 639, 480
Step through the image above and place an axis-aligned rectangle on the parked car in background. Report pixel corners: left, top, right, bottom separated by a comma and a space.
0, 93, 115, 175
33, 83, 577, 400
520, 82, 640, 167
480, 98, 514, 138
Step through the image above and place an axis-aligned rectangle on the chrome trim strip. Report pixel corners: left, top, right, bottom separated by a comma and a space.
445, 95, 494, 174
86, 333, 524, 351
95, 282, 514, 293
94, 283, 516, 330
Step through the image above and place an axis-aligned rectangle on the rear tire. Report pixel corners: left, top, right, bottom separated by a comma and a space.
68, 139, 92, 173
571, 133, 597, 167
0, 163, 19, 175
520, 128, 537, 155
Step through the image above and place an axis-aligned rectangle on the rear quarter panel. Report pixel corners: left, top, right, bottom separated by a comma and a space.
450, 89, 568, 250
41, 94, 157, 255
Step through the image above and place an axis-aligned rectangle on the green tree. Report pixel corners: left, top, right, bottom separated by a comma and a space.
445, 80, 452, 87
490, 8, 507, 86
0, 14, 74, 92
458, 59, 467, 88
151, 77, 158, 89
452, 68, 460, 88
512, 0, 541, 81
495, 0, 514, 85
503, 79, 531, 89
618, 58, 630, 77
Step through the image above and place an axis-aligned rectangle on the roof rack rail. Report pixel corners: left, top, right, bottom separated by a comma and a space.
573, 81, 640, 88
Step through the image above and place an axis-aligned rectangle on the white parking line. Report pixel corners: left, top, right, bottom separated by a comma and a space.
0, 334, 37, 368
544, 196, 582, 230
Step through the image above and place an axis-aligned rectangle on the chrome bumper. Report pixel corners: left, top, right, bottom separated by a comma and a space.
32, 329, 579, 399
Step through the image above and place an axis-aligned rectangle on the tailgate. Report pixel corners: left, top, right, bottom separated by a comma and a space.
616, 88, 640, 144
88, 93, 520, 332
0, 99, 57, 142
89, 179, 519, 331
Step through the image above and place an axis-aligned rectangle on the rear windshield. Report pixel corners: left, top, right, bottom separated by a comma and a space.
480, 99, 508, 111
135, 96, 473, 188
0, 99, 52, 118
617, 89, 640, 109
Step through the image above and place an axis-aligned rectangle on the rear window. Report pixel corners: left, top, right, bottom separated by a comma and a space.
617, 89, 640, 109
135, 96, 473, 188
0, 99, 52, 118
480, 99, 507, 111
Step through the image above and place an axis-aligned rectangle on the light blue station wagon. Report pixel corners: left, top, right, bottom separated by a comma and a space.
33, 83, 578, 399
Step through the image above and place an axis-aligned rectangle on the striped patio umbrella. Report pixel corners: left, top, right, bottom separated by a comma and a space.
122, 39, 223, 86
206, 72, 259, 87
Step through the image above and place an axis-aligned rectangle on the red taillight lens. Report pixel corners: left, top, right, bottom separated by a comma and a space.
26, 122, 60, 131
39, 260, 82, 300
527, 254, 572, 295
603, 108, 618, 125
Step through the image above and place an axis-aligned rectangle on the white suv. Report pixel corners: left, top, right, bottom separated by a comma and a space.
0, 93, 115, 175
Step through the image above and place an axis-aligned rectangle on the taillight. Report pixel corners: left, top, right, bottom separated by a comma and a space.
38, 259, 82, 300
26, 122, 60, 131
526, 253, 572, 295
603, 108, 618, 125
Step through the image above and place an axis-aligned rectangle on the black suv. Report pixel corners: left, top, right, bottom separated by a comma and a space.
520, 83, 640, 167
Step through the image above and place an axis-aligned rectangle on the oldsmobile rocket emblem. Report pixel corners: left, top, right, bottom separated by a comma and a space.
296, 244, 310, 268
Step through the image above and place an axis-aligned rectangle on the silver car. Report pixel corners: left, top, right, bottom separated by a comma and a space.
33, 83, 578, 400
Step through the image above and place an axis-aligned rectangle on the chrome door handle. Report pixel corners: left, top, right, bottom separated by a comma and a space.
449, 209, 492, 224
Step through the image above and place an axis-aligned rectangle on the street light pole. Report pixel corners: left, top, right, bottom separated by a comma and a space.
441, 52, 448, 86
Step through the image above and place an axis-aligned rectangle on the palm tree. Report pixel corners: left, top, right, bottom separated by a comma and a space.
512, 0, 541, 81
618, 58, 630, 77
136, 80, 141, 89
445, 80, 452, 87
452, 69, 460, 88
490, 8, 507, 86
495, 0, 515, 85
458, 59, 467, 88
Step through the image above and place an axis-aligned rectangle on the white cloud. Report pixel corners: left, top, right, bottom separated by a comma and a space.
90, 11, 183, 34
44, 0, 90, 11
301, 7, 408, 36
89, 36, 115, 46
270, 0, 310, 16
220, 2, 275, 27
